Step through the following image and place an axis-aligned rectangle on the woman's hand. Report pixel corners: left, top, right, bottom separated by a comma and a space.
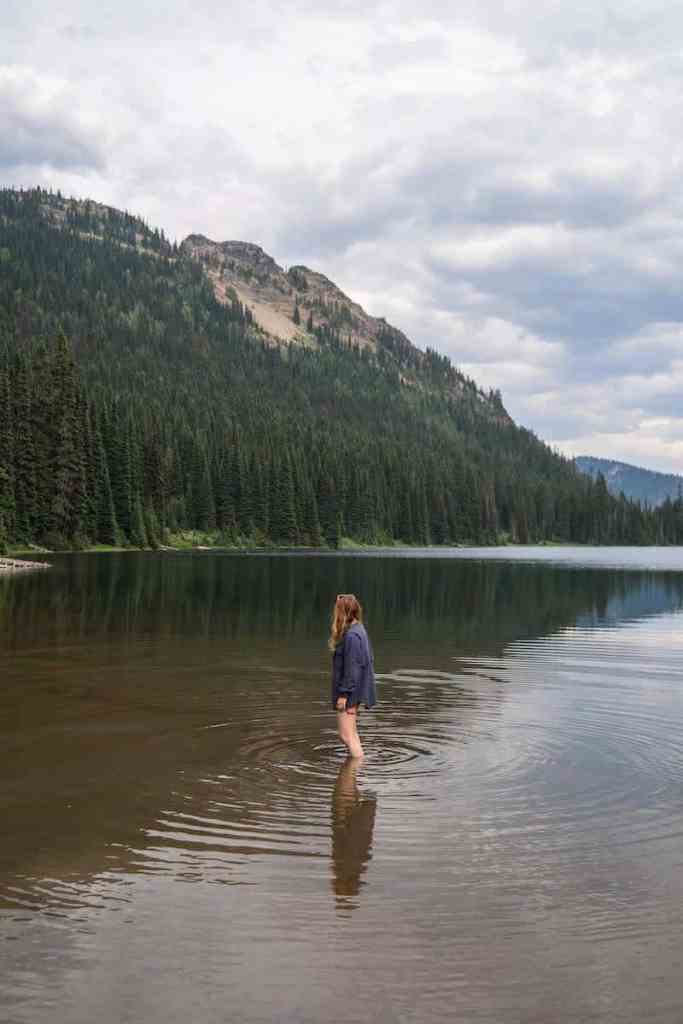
336, 696, 347, 712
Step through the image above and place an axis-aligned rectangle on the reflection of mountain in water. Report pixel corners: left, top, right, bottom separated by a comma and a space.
575, 575, 683, 627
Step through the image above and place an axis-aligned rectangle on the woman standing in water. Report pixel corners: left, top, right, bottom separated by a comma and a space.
330, 594, 376, 759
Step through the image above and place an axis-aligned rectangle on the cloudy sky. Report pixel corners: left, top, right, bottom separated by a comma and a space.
2, 1, 683, 472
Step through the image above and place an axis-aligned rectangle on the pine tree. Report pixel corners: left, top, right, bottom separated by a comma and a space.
216, 449, 237, 536
238, 449, 255, 535
144, 505, 160, 548
193, 446, 216, 532
108, 405, 133, 541
270, 453, 298, 543
397, 477, 413, 542
318, 475, 341, 549
253, 458, 269, 536
0, 363, 15, 542
143, 418, 166, 534
11, 355, 36, 543
40, 332, 87, 545
129, 494, 148, 547
301, 482, 322, 546
81, 401, 98, 542
93, 414, 118, 545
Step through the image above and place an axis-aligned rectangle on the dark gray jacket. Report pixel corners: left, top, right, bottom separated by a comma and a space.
331, 622, 377, 710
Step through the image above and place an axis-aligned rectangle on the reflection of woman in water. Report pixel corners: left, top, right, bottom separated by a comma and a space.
331, 757, 377, 901
329, 594, 376, 759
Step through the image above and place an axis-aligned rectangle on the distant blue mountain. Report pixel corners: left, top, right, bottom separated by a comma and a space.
576, 456, 683, 507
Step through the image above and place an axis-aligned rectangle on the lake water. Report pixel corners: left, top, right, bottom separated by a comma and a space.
2, 547, 683, 1023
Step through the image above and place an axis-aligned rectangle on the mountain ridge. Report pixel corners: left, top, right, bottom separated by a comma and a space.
3, 187, 511, 425
575, 456, 683, 507
180, 231, 509, 417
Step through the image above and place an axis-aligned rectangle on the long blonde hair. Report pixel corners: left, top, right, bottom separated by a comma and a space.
328, 593, 363, 651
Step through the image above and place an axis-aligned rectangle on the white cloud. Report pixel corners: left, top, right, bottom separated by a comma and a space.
0, 65, 104, 171
558, 428, 683, 475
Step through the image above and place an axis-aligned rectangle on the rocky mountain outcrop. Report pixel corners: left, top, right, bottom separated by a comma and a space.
182, 232, 395, 352
181, 235, 312, 345
180, 232, 509, 418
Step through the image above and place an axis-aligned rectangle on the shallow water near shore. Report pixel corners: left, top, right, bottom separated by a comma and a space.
2, 548, 683, 1023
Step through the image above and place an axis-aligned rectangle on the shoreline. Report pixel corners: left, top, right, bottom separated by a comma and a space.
0, 557, 51, 574
5, 539, 679, 565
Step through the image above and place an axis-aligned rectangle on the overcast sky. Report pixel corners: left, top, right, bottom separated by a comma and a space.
3, 1, 683, 472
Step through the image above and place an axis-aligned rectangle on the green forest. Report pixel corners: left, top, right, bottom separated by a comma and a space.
0, 186, 681, 552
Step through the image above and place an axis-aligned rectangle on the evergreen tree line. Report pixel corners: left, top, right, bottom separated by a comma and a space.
0, 186, 679, 551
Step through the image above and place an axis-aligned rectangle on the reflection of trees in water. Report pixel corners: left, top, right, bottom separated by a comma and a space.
331, 758, 376, 909
1, 554, 683, 655
4, 554, 680, 911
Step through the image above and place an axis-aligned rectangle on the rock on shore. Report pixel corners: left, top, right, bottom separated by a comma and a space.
0, 558, 50, 573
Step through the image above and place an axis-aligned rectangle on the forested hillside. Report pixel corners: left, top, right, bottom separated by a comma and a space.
0, 186, 679, 550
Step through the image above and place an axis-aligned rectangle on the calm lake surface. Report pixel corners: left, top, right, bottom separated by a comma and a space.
2, 547, 683, 1023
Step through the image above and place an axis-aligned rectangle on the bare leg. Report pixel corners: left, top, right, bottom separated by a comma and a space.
337, 707, 364, 759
